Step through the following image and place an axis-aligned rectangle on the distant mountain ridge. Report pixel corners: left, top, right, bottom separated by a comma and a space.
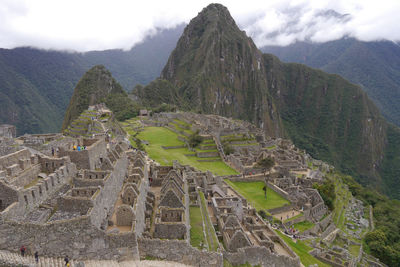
135, 3, 400, 200
0, 25, 184, 135
261, 38, 400, 127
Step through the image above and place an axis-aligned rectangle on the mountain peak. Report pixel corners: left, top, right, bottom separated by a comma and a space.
62, 65, 124, 129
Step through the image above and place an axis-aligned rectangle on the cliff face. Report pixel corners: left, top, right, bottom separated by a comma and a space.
262, 54, 386, 185
136, 3, 399, 198
160, 4, 283, 137
62, 65, 124, 129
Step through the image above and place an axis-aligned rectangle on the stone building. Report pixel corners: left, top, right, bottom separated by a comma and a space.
154, 169, 190, 240
0, 125, 16, 139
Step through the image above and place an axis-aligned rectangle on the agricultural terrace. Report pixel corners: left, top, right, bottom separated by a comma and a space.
124, 122, 238, 175
225, 180, 290, 211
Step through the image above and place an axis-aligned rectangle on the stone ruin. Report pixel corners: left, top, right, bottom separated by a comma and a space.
0, 136, 148, 260
0, 125, 16, 139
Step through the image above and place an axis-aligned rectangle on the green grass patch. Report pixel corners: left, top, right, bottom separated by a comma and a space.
136, 127, 237, 175
275, 231, 330, 267
293, 221, 315, 232
225, 180, 290, 211
190, 206, 206, 249
284, 212, 304, 223
199, 192, 219, 251
349, 244, 360, 257
24, 177, 42, 189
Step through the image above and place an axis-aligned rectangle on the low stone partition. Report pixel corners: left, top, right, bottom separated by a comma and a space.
284, 215, 306, 227
267, 204, 295, 215
138, 238, 223, 267
267, 182, 290, 199
196, 151, 219, 158
223, 246, 301, 267
161, 145, 186, 149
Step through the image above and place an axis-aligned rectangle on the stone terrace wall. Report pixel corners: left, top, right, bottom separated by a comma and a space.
89, 154, 128, 229
223, 246, 301, 267
138, 238, 223, 267
0, 216, 138, 260
0, 149, 30, 168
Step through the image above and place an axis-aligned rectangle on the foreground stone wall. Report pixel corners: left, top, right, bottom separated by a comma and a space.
89, 154, 128, 229
138, 238, 223, 267
0, 216, 138, 260
223, 246, 301, 267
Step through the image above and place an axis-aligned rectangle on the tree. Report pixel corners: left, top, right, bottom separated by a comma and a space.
222, 140, 234, 155
256, 157, 275, 176
188, 130, 203, 148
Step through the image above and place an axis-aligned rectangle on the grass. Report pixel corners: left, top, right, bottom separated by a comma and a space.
225, 180, 290, 211
136, 127, 237, 175
293, 221, 315, 232
199, 191, 219, 251
24, 177, 42, 189
275, 231, 330, 267
284, 212, 304, 223
190, 206, 206, 249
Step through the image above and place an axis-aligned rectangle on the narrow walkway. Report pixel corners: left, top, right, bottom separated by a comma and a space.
0, 250, 76, 267
0, 250, 191, 267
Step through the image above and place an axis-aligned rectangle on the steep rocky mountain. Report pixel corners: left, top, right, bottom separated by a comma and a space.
62, 65, 129, 129
136, 3, 400, 199
0, 48, 85, 135
261, 39, 400, 127
0, 26, 183, 135
138, 4, 283, 137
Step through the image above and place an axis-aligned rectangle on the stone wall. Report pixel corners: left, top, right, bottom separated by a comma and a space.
223, 246, 301, 267
59, 139, 107, 170
138, 238, 223, 267
1, 163, 77, 220
0, 149, 31, 169
0, 216, 139, 260
89, 154, 128, 229
131, 166, 149, 237
267, 182, 290, 200
267, 204, 295, 215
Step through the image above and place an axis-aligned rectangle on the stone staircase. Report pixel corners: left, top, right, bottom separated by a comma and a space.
0, 250, 77, 267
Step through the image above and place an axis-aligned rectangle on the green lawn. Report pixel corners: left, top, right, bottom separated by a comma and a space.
189, 206, 206, 249
275, 231, 330, 267
136, 127, 238, 175
225, 180, 290, 210
293, 221, 315, 232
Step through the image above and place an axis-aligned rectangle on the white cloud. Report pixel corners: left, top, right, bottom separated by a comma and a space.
0, 0, 399, 51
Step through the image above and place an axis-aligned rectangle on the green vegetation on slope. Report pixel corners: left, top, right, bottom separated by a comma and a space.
292, 221, 315, 233
224, 180, 289, 211
341, 175, 400, 266
275, 231, 330, 267
62, 65, 139, 129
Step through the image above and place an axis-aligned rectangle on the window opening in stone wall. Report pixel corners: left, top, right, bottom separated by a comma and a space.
39, 186, 42, 196
51, 177, 54, 187
24, 195, 28, 205
31, 190, 35, 201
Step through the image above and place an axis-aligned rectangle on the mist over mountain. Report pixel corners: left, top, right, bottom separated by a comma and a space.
0, 25, 184, 135
135, 3, 400, 202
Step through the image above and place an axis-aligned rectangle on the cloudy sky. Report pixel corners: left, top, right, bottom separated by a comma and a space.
0, 0, 399, 51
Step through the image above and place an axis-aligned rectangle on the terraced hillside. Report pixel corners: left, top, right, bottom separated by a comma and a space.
121, 118, 238, 176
